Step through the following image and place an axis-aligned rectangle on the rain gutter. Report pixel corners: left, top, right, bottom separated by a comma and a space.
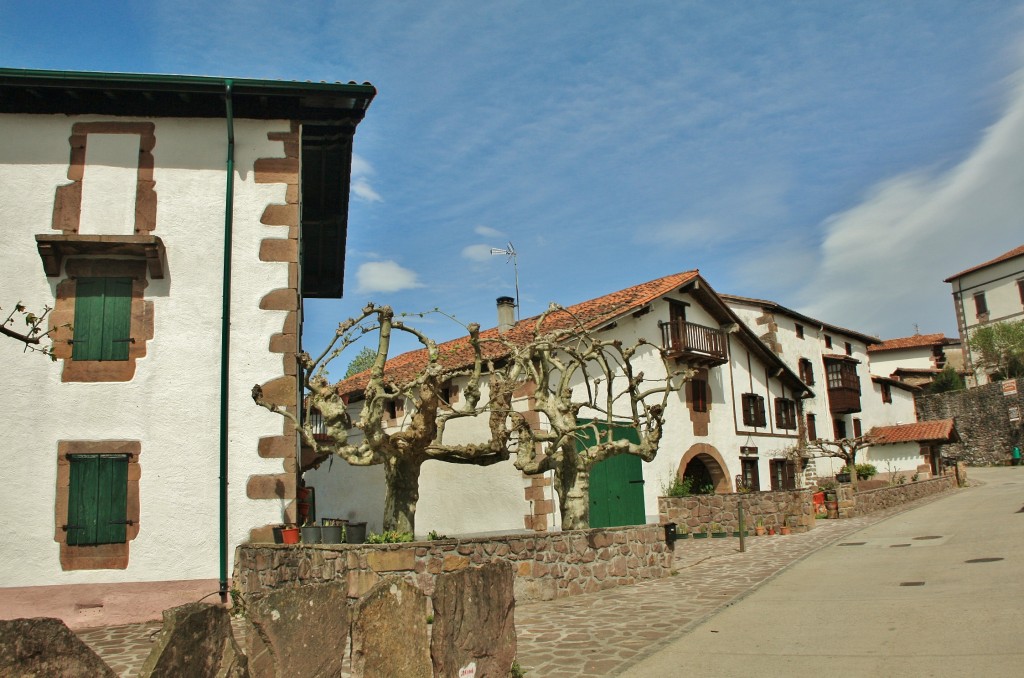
219, 79, 235, 605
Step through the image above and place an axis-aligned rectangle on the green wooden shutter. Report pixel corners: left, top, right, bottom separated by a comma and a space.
583, 420, 646, 529
72, 279, 105, 361
72, 278, 132, 361
67, 454, 128, 545
102, 279, 132, 361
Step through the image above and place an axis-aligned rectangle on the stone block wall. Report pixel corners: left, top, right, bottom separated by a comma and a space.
658, 490, 815, 534
916, 378, 1023, 465
233, 524, 672, 605
842, 476, 956, 517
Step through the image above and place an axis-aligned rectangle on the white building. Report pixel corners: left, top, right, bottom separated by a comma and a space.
866, 333, 962, 387
720, 295, 919, 479
0, 69, 374, 618
944, 244, 1024, 385
308, 271, 930, 538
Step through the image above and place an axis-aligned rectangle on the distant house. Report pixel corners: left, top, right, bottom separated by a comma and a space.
944, 244, 1024, 385
720, 294, 918, 479
307, 272, 925, 537
866, 333, 963, 387
0, 68, 373, 615
867, 419, 960, 480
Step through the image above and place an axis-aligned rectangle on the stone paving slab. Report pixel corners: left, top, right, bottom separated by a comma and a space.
75, 489, 958, 677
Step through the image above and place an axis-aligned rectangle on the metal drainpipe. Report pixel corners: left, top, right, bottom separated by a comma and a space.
218, 80, 235, 604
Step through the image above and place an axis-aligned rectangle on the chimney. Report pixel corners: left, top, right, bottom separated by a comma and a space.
496, 296, 516, 333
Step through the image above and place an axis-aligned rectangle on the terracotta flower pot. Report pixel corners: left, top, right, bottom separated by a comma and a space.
780, 526, 792, 535
280, 527, 300, 544
755, 526, 766, 536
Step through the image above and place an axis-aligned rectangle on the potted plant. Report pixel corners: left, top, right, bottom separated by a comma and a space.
767, 524, 776, 536
675, 524, 690, 540
279, 524, 300, 544
710, 523, 727, 539
692, 525, 708, 539
780, 517, 792, 535
754, 517, 766, 537
321, 518, 345, 544
300, 520, 322, 544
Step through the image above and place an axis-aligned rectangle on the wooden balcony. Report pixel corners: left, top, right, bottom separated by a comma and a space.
659, 320, 728, 366
827, 387, 861, 414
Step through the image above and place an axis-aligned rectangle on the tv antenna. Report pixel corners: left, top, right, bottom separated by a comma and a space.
489, 241, 520, 320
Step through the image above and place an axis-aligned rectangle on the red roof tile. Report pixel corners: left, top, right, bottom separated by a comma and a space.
944, 244, 1024, 282
868, 419, 958, 445
336, 270, 700, 395
867, 333, 955, 353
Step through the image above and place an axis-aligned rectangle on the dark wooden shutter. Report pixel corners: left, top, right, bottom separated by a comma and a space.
67, 454, 128, 545
806, 414, 817, 440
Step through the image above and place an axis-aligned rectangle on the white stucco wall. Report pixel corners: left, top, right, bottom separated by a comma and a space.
867, 347, 936, 375
1, 114, 292, 587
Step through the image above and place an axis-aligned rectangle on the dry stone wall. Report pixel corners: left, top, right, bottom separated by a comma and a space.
658, 490, 815, 534
916, 378, 1023, 465
233, 524, 672, 605
842, 476, 956, 516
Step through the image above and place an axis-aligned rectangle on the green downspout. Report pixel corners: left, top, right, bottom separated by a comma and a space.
219, 80, 235, 604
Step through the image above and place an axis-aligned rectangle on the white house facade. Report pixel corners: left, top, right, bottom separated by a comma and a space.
0, 69, 373, 612
944, 244, 1024, 385
308, 272, 816, 536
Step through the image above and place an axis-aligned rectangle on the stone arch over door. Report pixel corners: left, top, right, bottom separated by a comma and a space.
677, 443, 732, 494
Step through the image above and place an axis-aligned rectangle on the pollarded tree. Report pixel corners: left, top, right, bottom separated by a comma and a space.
253, 303, 520, 534
807, 436, 874, 492
492, 304, 691, 530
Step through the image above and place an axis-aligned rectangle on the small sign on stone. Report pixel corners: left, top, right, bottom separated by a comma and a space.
1003, 379, 1018, 397
459, 662, 478, 678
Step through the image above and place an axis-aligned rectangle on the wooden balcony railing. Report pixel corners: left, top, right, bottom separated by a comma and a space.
827, 387, 862, 414
659, 320, 728, 365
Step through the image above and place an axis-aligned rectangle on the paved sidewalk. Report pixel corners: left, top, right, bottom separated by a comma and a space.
77, 489, 959, 677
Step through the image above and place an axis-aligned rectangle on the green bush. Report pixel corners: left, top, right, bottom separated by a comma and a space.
840, 463, 877, 480
661, 474, 694, 497
366, 530, 414, 544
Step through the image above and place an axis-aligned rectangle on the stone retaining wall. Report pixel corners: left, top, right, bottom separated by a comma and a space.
916, 377, 1023, 465
658, 490, 815, 534
840, 475, 957, 516
233, 524, 672, 605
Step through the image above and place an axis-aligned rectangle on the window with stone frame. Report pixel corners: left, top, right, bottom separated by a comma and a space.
880, 382, 892, 404
66, 454, 129, 546
853, 418, 862, 438
774, 398, 797, 429
71, 277, 133, 361
824, 334, 833, 349
795, 323, 804, 339
741, 393, 766, 427
691, 378, 709, 413
769, 459, 797, 490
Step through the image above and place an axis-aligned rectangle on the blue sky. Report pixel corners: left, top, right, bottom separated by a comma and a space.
4, 1, 1024, 364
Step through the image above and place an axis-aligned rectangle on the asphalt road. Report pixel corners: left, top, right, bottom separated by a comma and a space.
619, 467, 1024, 677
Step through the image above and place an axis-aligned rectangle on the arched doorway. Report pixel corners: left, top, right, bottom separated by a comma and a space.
677, 443, 731, 494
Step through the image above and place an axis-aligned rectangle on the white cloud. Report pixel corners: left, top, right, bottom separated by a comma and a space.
356, 261, 424, 293
350, 153, 382, 203
461, 244, 494, 262
474, 225, 505, 238
799, 70, 1024, 337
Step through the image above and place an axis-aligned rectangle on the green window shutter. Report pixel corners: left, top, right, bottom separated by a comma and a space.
102, 279, 132, 361
67, 454, 129, 546
72, 279, 106, 361
72, 278, 132, 361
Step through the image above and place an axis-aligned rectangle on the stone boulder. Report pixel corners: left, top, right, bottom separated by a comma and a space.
138, 602, 247, 677
0, 617, 116, 677
431, 561, 516, 677
242, 582, 350, 678
351, 576, 431, 678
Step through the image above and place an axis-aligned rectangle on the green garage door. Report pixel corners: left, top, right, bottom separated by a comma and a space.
582, 421, 646, 528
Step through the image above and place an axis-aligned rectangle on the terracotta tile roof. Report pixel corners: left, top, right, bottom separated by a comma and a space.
868, 419, 958, 445
719, 293, 882, 345
336, 270, 700, 395
867, 333, 955, 353
944, 244, 1024, 282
